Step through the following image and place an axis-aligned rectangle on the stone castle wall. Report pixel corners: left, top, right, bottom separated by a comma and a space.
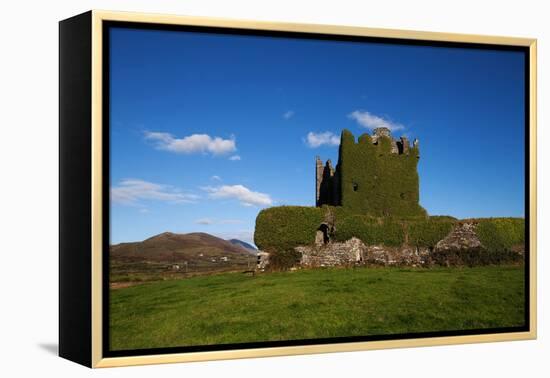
296, 238, 432, 268
315, 127, 425, 217
294, 222, 523, 268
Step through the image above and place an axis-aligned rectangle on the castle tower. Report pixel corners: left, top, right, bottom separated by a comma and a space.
315, 156, 324, 206
315, 128, 425, 217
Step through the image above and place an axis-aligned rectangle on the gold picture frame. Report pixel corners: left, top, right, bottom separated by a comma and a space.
59, 9, 537, 368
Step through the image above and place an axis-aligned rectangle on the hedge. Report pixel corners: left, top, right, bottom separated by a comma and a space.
475, 218, 525, 253
332, 213, 405, 246
254, 204, 525, 253
429, 217, 525, 266
406, 217, 456, 248
265, 248, 302, 271
430, 249, 522, 266
255, 205, 458, 250
254, 206, 324, 251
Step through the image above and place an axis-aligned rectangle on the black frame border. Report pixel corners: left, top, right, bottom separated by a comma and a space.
59, 11, 93, 367
101, 20, 531, 359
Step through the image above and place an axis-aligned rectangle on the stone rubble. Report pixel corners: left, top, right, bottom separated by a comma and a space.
296, 237, 431, 267
291, 222, 522, 268
434, 222, 482, 253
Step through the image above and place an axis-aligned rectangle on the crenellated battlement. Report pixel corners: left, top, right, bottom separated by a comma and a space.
343, 127, 419, 156
316, 128, 425, 217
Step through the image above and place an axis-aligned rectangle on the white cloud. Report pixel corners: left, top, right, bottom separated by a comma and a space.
348, 110, 405, 131
305, 131, 340, 148
111, 179, 199, 206
283, 110, 295, 119
211, 175, 222, 181
202, 185, 273, 207
144, 131, 237, 156
229, 155, 241, 161
195, 218, 243, 225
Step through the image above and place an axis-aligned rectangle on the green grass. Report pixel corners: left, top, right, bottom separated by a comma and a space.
110, 265, 525, 351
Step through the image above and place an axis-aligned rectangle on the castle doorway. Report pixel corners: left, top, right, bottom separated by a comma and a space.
316, 223, 330, 246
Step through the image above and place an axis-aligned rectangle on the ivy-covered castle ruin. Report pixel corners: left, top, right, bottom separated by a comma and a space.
254, 126, 525, 269
315, 127, 426, 217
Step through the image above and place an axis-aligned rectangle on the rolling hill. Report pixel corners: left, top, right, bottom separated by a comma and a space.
110, 232, 258, 283
228, 239, 257, 253
110, 232, 253, 262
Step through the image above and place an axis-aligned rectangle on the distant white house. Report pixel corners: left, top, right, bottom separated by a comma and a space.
256, 251, 269, 270
220, 256, 228, 262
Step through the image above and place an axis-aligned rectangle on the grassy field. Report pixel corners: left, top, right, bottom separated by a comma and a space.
110, 265, 525, 351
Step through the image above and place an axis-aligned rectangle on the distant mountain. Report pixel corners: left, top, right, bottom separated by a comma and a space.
228, 239, 257, 253
110, 232, 253, 263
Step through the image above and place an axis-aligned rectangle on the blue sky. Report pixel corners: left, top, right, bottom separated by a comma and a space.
109, 27, 525, 245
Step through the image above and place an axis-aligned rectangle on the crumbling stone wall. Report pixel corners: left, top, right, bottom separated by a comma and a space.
430, 221, 523, 266
297, 237, 366, 267
293, 221, 523, 268
434, 222, 483, 253
296, 239, 431, 268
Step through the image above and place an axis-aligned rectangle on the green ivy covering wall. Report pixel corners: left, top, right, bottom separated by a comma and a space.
254, 206, 324, 251
475, 218, 525, 252
253, 129, 525, 257
406, 216, 457, 248
255, 206, 457, 250
337, 129, 427, 217
254, 206, 525, 255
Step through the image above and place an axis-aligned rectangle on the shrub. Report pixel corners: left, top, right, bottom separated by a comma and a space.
333, 213, 404, 246
255, 204, 458, 251
254, 204, 525, 269
431, 249, 522, 267
407, 217, 456, 248
332, 207, 453, 248
475, 218, 525, 253
265, 248, 302, 271
254, 206, 324, 251
430, 218, 525, 266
